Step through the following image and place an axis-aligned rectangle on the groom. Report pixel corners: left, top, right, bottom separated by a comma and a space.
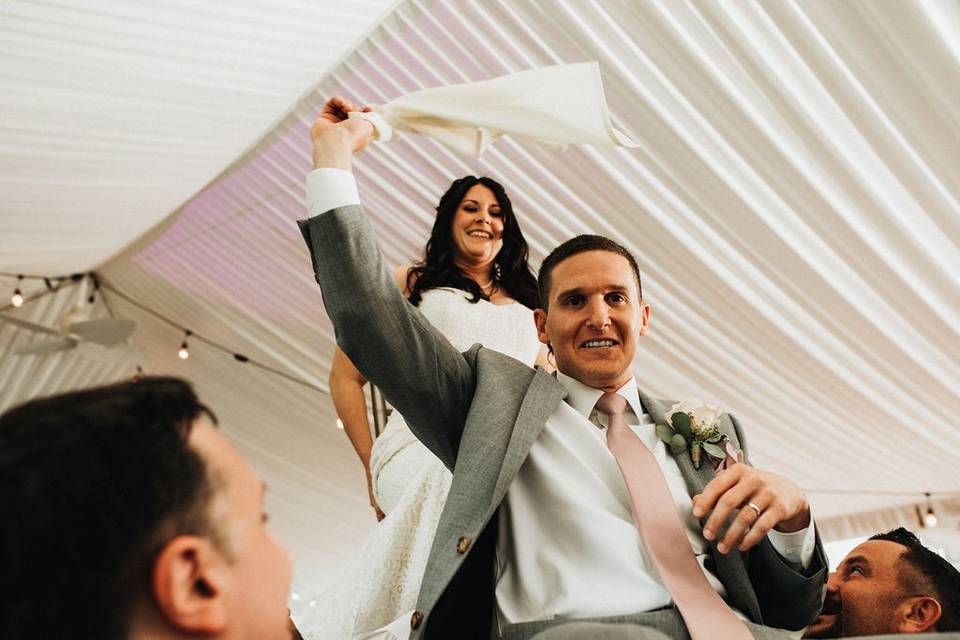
301, 97, 827, 640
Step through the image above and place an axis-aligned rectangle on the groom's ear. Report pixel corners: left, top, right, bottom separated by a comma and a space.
533, 308, 550, 345
637, 301, 651, 336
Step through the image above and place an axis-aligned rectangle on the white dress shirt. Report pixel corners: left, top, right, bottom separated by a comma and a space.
305, 169, 815, 637
494, 373, 814, 629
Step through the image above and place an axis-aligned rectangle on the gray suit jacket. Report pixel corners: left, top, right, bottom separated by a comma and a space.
300, 205, 827, 639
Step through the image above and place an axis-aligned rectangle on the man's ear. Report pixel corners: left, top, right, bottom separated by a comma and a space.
533, 308, 549, 345
895, 595, 942, 634
638, 301, 651, 336
152, 535, 230, 634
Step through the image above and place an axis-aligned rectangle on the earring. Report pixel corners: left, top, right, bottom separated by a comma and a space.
493, 262, 502, 281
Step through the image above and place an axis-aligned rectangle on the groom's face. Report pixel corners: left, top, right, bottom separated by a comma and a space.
534, 250, 650, 392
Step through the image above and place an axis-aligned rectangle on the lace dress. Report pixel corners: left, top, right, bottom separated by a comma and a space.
301, 288, 541, 640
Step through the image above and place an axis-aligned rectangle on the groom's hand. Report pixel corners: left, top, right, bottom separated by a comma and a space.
691, 463, 810, 554
311, 96, 375, 170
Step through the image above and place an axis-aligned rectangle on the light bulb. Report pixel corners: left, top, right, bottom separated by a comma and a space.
11, 289, 23, 307
923, 492, 938, 528
178, 330, 192, 360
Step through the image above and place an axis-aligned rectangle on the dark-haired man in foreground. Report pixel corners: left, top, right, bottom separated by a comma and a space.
0, 377, 293, 639
301, 97, 826, 640
804, 528, 960, 638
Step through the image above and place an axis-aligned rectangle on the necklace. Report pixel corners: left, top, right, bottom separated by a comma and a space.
476, 278, 495, 291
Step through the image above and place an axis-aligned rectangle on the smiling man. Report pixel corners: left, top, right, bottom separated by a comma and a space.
533, 241, 650, 392
804, 529, 960, 638
301, 97, 827, 640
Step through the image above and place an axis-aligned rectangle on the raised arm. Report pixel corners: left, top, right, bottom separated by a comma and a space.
301, 98, 475, 468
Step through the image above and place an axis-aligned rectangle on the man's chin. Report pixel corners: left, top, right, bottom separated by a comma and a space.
569, 353, 626, 374
568, 366, 627, 390
803, 613, 840, 639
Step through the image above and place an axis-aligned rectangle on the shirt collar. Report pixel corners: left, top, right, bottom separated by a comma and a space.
556, 371, 645, 420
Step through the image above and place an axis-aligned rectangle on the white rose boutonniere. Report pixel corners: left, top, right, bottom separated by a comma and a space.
659, 400, 730, 469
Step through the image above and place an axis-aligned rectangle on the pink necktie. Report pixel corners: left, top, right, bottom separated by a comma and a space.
595, 392, 752, 640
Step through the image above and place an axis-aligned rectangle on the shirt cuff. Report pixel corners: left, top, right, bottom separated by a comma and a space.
767, 518, 816, 569
306, 168, 361, 217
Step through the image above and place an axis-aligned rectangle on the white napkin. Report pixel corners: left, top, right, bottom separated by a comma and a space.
348, 62, 638, 156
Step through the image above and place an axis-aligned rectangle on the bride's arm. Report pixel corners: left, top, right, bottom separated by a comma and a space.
329, 346, 384, 521
329, 265, 411, 521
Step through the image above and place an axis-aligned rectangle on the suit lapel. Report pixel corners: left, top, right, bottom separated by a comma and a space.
491, 368, 567, 509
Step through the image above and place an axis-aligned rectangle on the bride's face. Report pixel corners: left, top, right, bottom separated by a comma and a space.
450, 184, 504, 267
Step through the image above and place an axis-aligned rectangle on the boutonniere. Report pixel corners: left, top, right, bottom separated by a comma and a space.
658, 401, 737, 470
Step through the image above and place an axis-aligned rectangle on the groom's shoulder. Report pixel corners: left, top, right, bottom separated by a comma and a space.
473, 345, 535, 371
471, 345, 538, 384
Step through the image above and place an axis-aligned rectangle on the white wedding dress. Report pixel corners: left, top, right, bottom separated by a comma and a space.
301, 288, 541, 640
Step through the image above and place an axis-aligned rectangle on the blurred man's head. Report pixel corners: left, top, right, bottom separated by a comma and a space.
0, 377, 292, 639
804, 528, 960, 637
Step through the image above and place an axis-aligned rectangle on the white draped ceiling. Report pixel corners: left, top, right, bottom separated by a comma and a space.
2, 0, 959, 600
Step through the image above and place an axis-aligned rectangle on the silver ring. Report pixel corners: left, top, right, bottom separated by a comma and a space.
746, 502, 762, 518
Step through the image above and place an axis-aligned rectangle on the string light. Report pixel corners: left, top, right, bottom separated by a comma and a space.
178, 330, 192, 360
88, 273, 99, 304
11, 275, 23, 307
1, 272, 77, 307
924, 492, 938, 528
1, 272, 328, 394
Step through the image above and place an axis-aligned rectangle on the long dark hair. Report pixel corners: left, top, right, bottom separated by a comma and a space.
407, 176, 539, 309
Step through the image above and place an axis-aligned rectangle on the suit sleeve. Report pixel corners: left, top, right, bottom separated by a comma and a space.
299, 205, 474, 469
729, 413, 828, 630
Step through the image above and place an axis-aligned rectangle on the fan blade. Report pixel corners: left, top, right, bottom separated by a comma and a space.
0, 313, 61, 336
69, 319, 136, 345
74, 341, 141, 364
14, 337, 78, 355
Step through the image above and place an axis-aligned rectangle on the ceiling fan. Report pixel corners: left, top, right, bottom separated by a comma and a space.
0, 275, 136, 357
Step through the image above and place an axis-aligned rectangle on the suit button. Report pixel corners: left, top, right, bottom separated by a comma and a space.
456, 536, 471, 554
410, 610, 423, 630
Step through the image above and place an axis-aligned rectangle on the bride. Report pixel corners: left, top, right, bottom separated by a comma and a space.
301, 167, 546, 639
